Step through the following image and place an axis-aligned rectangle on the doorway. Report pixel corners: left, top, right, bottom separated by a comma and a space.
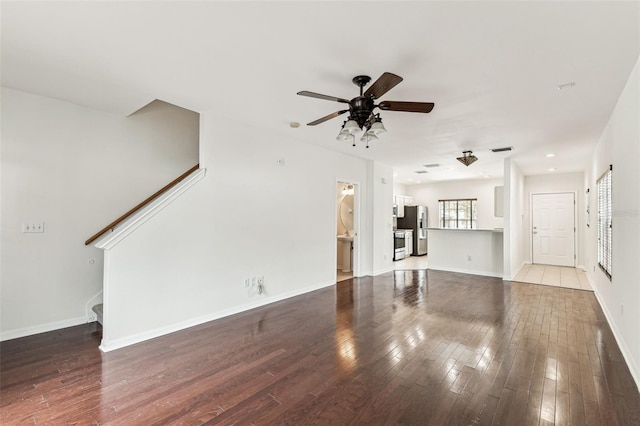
531, 192, 575, 267
337, 181, 358, 282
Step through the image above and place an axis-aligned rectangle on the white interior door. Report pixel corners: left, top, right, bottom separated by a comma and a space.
532, 193, 575, 267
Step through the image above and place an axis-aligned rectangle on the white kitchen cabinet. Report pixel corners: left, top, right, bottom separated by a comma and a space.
393, 195, 413, 218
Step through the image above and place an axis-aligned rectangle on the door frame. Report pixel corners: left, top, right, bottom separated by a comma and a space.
336, 178, 361, 278
529, 191, 577, 266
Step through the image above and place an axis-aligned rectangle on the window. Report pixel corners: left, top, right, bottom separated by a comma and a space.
597, 165, 612, 280
439, 199, 477, 229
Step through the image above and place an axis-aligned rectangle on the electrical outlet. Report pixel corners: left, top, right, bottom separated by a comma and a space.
257, 276, 264, 285
244, 278, 250, 288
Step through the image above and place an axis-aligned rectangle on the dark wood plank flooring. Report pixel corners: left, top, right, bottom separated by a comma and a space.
2, 270, 639, 425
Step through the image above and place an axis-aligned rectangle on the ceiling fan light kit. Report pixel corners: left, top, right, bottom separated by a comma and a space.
298, 72, 434, 148
457, 151, 478, 166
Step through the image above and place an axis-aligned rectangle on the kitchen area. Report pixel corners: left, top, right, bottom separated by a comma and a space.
393, 194, 428, 267
393, 179, 505, 278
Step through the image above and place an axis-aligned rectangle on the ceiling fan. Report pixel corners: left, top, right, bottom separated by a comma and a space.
297, 72, 435, 147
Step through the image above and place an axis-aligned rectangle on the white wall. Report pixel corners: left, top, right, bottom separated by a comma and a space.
99, 112, 386, 350
523, 172, 585, 267
393, 182, 408, 198
370, 162, 394, 275
585, 57, 640, 387
405, 178, 504, 229
503, 158, 525, 280
0, 89, 199, 340
428, 229, 504, 277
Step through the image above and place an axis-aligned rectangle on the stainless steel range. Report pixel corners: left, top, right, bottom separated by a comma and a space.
393, 230, 406, 261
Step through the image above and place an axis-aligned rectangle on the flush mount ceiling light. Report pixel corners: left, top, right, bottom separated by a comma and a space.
456, 150, 478, 166
297, 72, 435, 148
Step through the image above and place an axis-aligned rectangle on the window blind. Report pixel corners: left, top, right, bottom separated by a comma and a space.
597, 165, 612, 280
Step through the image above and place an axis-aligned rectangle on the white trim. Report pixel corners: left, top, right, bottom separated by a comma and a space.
427, 266, 503, 279
592, 288, 640, 390
372, 266, 394, 276
504, 260, 527, 281
85, 290, 103, 323
94, 168, 206, 250
99, 279, 336, 352
0, 316, 87, 342
335, 178, 362, 278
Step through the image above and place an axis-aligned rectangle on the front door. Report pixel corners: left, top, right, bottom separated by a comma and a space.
531, 193, 575, 267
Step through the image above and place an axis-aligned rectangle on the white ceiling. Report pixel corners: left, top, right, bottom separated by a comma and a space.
2, 1, 638, 184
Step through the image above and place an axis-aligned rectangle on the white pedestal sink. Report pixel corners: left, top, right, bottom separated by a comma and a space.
337, 234, 354, 272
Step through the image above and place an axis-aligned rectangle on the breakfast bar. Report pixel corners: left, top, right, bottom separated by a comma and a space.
427, 228, 504, 278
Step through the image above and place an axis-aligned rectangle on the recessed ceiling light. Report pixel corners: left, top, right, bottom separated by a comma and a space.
548, 168, 556, 172
393, 173, 398, 177
545, 153, 555, 158
557, 82, 576, 90
417, 181, 421, 184
289, 122, 300, 128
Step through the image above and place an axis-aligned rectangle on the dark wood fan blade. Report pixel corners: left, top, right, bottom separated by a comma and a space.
297, 91, 350, 103
363, 72, 403, 99
378, 101, 435, 113
307, 110, 349, 126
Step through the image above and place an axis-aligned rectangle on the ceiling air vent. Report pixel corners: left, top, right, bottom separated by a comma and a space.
414, 170, 428, 174
491, 146, 514, 153
423, 163, 440, 168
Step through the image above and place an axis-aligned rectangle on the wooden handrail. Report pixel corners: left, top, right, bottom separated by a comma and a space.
85, 164, 200, 246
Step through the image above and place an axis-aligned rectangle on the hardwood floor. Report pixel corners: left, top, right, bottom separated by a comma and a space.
2, 270, 639, 425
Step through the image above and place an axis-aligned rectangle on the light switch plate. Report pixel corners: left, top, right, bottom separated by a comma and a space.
23, 222, 45, 233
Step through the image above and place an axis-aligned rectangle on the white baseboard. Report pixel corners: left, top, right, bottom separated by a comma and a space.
504, 260, 528, 281
0, 316, 88, 342
372, 266, 394, 276
99, 279, 336, 352
427, 266, 503, 279
592, 288, 640, 391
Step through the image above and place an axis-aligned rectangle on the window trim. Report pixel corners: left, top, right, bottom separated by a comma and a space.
438, 198, 477, 229
597, 165, 612, 280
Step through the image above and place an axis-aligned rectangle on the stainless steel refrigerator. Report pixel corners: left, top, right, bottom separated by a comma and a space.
397, 205, 427, 255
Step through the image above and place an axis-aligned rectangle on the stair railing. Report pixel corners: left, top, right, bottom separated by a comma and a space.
85, 164, 199, 245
